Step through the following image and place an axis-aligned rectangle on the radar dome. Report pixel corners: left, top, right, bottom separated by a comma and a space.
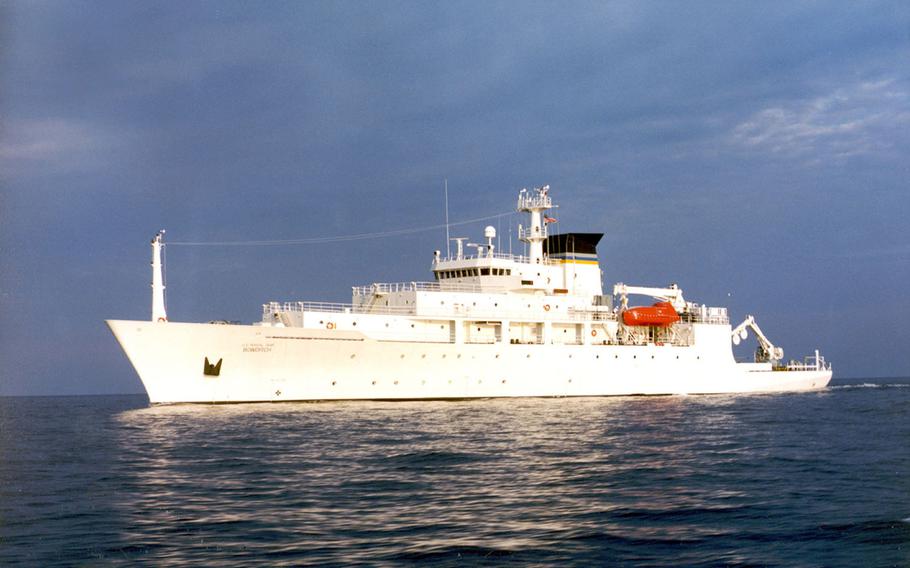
484, 226, 496, 239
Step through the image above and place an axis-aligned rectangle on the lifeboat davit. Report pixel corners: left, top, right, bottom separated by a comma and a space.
622, 301, 680, 327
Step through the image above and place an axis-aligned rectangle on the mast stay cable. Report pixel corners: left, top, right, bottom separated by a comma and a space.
168, 211, 515, 247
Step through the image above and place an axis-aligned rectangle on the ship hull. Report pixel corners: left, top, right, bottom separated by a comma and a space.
108, 320, 832, 404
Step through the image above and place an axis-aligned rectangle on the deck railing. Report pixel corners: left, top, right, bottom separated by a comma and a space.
263, 298, 733, 327
264, 301, 618, 322
434, 252, 562, 266
785, 352, 831, 371
352, 281, 488, 296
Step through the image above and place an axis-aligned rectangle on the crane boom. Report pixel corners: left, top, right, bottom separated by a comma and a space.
731, 315, 784, 363
612, 283, 686, 311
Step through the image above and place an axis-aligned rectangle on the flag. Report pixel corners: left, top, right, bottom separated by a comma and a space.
544, 216, 557, 224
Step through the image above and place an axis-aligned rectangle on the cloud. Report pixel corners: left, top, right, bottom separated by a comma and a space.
0, 118, 127, 179
731, 77, 910, 162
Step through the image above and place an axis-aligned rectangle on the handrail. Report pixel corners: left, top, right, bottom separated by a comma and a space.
786, 353, 831, 372
264, 299, 731, 326
352, 281, 490, 295
434, 252, 561, 266
265, 301, 617, 322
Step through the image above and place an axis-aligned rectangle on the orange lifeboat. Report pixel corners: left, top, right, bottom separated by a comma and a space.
622, 301, 680, 327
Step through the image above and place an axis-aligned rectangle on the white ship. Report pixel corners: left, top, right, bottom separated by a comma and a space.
108, 186, 832, 404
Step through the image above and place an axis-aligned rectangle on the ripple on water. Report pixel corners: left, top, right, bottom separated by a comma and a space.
1, 384, 909, 566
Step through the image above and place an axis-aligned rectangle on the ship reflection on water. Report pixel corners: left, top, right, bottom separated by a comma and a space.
104, 388, 884, 566
3, 385, 904, 565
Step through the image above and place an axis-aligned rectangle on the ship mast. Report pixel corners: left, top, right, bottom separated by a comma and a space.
151, 230, 167, 322
517, 185, 555, 263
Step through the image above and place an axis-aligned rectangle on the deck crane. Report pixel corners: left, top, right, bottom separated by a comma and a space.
731, 315, 784, 363
612, 283, 687, 312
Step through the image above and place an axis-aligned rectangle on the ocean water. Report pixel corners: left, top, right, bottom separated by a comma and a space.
1, 378, 908, 567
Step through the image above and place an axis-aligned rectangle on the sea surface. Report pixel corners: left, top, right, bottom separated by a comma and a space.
1, 378, 908, 567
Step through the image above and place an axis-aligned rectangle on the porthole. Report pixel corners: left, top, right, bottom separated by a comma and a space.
400, 354, 405, 359
350, 354, 356, 359
331, 380, 336, 386
371, 380, 377, 385
394, 380, 399, 385
501, 379, 506, 384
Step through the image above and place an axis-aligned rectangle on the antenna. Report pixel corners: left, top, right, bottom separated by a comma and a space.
444, 178, 450, 258
451, 237, 469, 260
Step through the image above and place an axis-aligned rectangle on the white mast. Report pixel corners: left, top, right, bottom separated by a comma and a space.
517, 185, 555, 263
444, 178, 451, 258
151, 230, 167, 322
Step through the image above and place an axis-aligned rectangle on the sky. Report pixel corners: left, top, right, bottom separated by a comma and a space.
1, 1, 909, 395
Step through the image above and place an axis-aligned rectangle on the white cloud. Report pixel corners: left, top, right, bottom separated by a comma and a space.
731, 78, 910, 162
0, 118, 124, 178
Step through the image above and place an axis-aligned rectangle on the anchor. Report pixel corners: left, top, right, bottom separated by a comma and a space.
203, 357, 222, 376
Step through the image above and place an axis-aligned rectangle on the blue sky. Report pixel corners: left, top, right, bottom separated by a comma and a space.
1, 2, 909, 395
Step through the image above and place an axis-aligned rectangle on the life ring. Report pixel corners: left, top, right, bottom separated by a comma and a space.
543, 304, 551, 312
591, 329, 597, 337
157, 317, 167, 323
326, 322, 335, 330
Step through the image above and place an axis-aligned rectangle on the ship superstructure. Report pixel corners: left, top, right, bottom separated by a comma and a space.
108, 186, 832, 404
